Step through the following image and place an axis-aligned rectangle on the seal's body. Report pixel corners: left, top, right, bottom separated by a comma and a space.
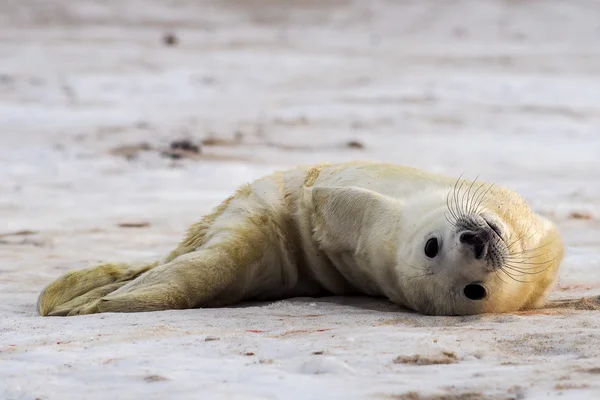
38, 162, 565, 317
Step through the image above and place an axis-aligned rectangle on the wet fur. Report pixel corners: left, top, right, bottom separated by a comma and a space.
37, 161, 565, 317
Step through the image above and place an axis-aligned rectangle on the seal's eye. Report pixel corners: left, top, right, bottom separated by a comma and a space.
464, 283, 487, 301
424, 238, 439, 258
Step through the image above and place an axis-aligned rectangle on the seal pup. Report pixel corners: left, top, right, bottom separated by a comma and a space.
37, 161, 565, 317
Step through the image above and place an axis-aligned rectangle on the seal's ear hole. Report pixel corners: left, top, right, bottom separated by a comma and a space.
424, 238, 439, 258
464, 283, 487, 301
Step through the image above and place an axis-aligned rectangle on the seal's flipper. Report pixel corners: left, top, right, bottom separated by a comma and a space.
42, 201, 276, 316
310, 186, 402, 258
46, 281, 129, 316
37, 262, 158, 316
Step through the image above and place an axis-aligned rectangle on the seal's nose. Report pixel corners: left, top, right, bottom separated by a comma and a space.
459, 229, 491, 260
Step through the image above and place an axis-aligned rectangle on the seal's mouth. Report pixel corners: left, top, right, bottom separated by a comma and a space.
463, 283, 487, 301
485, 218, 503, 239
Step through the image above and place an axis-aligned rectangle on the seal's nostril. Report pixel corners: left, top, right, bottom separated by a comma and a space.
460, 230, 489, 259
460, 232, 475, 244
464, 283, 487, 301
473, 241, 487, 260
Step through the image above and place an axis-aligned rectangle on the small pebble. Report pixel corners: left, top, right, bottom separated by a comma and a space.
163, 32, 178, 46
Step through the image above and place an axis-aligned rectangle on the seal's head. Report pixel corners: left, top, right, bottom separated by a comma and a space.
397, 181, 565, 316
309, 180, 565, 316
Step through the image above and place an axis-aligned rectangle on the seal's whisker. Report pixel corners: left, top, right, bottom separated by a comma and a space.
505, 251, 551, 261
407, 272, 434, 280
468, 181, 487, 216
504, 252, 551, 261
459, 180, 470, 219
454, 176, 467, 220
469, 181, 491, 217
504, 258, 553, 270
503, 263, 552, 275
504, 268, 551, 277
504, 257, 558, 267
464, 175, 479, 215
502, 258, 555, 273
444, 212, 457, 228
510, 239, 558, 256
505, 221, 537, 251
473, 183, 494, 215
450, 195, 460, 223
499, 267, 533, 283
397, 259, 429, 272
445, 188, 459, 225
494, 270, 508, 285
464, 175, 480, 217
503, 267, 552, 277
507, 232, 535, 252
455, 174, 468, 220
450, 175, 462, 222
446, 193, 455, 224
503, 261, 551, 271
505, 253, 556, 265
500, 267, 529, 277
505, 257, 554, 269
461, 177, 476, 219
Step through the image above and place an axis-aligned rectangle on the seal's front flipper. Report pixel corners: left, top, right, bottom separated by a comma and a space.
309, 186, 402, 260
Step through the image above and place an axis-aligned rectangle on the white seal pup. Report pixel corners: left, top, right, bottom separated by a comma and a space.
37, 161, 565, 317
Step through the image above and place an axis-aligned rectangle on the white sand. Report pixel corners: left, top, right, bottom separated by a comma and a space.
1, 1, 600, 399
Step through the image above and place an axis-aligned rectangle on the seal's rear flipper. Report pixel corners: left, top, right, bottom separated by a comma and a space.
46, 281, 128, 316
37, 262, 157, 316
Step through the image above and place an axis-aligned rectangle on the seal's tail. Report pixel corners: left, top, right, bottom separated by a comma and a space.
37, 262, 157, 316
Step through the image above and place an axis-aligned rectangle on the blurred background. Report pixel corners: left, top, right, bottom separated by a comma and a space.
1, 0, 598, 266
